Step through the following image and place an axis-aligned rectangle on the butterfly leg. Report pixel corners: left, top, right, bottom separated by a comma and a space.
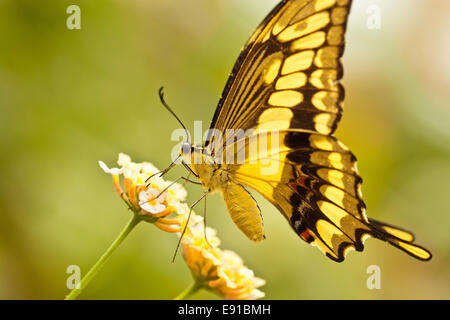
181, 172, 192, 187
182, 161, 199, 177
144, 156, 180, 183
180, 176, 202, 185
182, 173, 211, 246
171, 191, 208, 263
142, 176, 202, 208
202, 195, 213, 248
142, 176, 185, 205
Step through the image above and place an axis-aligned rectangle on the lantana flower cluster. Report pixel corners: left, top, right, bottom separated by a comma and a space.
100, 153, 265, 300
99, 153, 185, 233
181, 213, 266, 300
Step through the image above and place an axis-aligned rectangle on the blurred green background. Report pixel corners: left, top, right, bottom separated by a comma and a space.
0, 0, 449, 299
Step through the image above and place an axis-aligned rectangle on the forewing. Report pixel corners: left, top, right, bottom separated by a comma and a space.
202, 0, 431, 262
207, 0, 352, 151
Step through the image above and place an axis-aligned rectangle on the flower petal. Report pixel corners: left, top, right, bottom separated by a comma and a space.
99, 161, 121, 175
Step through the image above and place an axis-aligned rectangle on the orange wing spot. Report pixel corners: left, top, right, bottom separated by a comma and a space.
288, 176, 307, 193
297, 176, 306, 186
300, 230, 310, 240
288, 182, 297, 191
300, 229, 314, 243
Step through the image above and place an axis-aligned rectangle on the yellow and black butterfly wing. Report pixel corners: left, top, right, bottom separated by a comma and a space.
204, 0, 431, 261
230, 131, 430, 261
207, 0, 351, 151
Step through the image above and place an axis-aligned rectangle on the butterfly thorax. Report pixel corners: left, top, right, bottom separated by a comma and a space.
181, 145, 232, 193
181, 143, 265, 242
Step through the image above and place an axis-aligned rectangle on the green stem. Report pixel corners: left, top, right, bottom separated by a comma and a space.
173, 281, 202, 300
65, 214, 141, 300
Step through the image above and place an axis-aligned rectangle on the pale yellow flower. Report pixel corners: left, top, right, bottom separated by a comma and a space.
100, 153, 266, 299
212, 250, 266, 300
181, 211, 221, 248
99, 153, 186, 233
181, 212, 265, 300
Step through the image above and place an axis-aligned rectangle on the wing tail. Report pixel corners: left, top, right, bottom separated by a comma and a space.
368, 218, 432, 261
232, 131, 432, 262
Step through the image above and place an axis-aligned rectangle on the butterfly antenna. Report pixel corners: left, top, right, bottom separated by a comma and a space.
159, 87, 190, 143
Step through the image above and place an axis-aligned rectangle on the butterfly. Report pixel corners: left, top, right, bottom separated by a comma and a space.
168, 0, 432, 262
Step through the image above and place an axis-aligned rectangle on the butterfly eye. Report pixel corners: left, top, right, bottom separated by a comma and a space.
180, 142, 191, 156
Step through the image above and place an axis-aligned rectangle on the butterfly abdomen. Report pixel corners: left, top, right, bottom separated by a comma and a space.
222, 182, 265, 242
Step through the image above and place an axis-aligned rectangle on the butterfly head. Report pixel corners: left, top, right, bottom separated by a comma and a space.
180, 142, 203, 164
180, 142, 192, 158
